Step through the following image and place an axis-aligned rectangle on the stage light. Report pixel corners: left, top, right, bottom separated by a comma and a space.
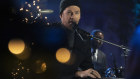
8, 39, 25, 55
56, 48, 71, 64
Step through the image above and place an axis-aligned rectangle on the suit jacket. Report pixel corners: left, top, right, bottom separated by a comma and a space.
92, 49, 106, 77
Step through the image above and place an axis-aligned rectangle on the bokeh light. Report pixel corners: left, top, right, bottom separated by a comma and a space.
34, 60, 47, 74
15, 47, 31, 60
56, 48, 71, 63
8, 39, 25, 55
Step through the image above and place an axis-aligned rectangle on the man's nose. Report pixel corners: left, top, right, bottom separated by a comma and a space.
70, 13, 75, 18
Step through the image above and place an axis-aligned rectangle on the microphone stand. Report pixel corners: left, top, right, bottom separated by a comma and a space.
72, 22, 84, 41
89, 35, 131, 77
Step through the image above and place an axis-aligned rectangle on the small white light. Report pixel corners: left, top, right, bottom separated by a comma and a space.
33, 1, 35, 3
25, 2, 28, 4
45, 17, 47, 20
20, 8, 23, 11
47, 23, 50, 25
39, 9, 41, 11
33, 1, 36, 5
26, 9, 29, 12
28, 4, 31, 7
37, 6, 40, 9
25, 18, 28, 21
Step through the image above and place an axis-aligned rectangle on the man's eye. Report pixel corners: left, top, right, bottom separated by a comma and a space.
75, 12, 79, 14
67, 12, 71, 14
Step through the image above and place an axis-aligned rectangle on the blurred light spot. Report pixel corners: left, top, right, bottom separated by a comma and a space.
37, 6, 40, 9
45, 16, 47, 20
20, 8, 23, 11
28, 4, 31, 8
56, 48, 71, 63
32, 42, 34, 45
25, 2, 28, 4
39, 9, 41, 11
27, 69, 30, 72
25, 18, 28, 21
25, 9, 29, 12
8, 39, 25, 54
41, 62, 47, 72
33, 1, 36, 6
31, 15, 33, 18
33, 1, 35, 3
34, 60, 47, 74
22, 67, 24, 70
47, 22, 50, 25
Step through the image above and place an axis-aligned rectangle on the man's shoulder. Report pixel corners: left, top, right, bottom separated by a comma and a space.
98, 49, 106, 56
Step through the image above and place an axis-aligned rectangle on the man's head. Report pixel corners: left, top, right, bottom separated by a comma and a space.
91, 30, 104, 49
59, 0, 81, 30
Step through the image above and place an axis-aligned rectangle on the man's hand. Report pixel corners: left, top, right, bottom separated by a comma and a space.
75, 68, 101, 78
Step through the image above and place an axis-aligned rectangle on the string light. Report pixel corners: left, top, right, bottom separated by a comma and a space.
45, 16, 47, 20
25, 9, 29, 12
11, 61, 31, 79
20, 8, 23, 11
37, 6, 40, 9
19, 0, 53, 24
19, 0, 43, 24
27, 4, 31, 8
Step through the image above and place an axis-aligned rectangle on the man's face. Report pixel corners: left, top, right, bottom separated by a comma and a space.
91, 32, 104, 48
60, 5, 81, 30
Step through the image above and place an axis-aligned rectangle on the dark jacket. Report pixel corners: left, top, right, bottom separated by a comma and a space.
42, 23, 93, 79
92, 49, 106, 77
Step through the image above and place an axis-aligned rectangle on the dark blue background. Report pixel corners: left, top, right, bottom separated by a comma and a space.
0, 0, 137, 78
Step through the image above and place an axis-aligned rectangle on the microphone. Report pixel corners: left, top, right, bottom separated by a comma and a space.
72, 22, 84, 41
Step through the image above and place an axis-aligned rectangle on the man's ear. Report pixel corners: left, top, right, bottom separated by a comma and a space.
59, 14, 62, 19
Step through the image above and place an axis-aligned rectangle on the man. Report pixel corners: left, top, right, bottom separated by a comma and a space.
90, 30, 107, 77
50, 0, 101, 79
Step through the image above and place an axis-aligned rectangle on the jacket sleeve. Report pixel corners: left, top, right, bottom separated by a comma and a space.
78, 29, 94, 70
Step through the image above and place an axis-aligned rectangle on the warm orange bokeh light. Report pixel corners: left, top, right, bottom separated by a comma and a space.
56, 48, 71, 63
8, 39, 25, 55
35, 60, 47, 74
41, 62, 47, 72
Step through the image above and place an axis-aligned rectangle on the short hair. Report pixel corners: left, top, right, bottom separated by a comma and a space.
91, 29, 103, 37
